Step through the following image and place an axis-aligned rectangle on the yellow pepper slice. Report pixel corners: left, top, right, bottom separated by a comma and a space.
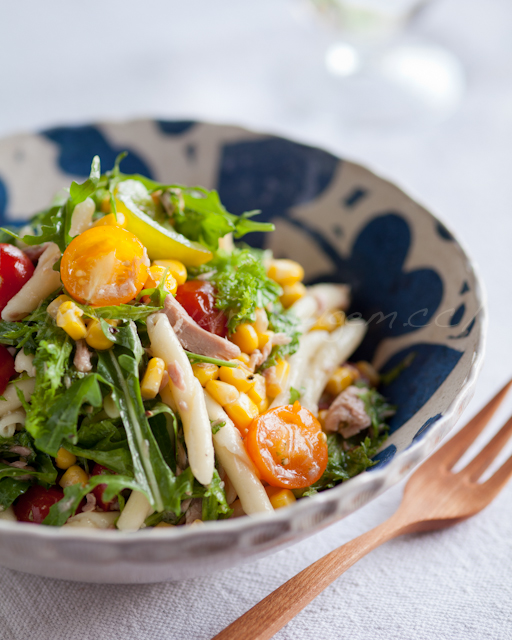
115, 180, 212, 267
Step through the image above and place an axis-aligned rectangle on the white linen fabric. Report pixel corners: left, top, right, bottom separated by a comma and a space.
0, 0, 511, 638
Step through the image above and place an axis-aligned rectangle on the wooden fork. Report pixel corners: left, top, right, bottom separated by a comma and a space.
213, 380, 512, 640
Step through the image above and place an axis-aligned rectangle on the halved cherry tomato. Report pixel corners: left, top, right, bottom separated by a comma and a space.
0, 345, 15, 396
90, 463, 118, 511
60, 226, 149, 306
0, 243, 35, 312
245, 402, 328, 489
175, 280, 228, 337
13, 485, 64, 524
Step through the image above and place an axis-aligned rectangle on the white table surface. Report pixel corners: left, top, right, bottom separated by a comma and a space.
1, 1, 511, 638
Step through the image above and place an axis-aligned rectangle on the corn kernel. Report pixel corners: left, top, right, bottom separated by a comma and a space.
234, 353, 251, 366
257, 330, 273, 351
206, 380, 239, 406
152, 259, 187, 286
268, 488, 296, 509
326, 366, 355, 396
141, 357, 166, 400
47, 294, 73, 319
55, 447, 77, 470
267, 259, 304, 286
265, 358, 290, 398
85, 318, 118, 351
355, 361, 380, 387
143, 265, 178, 295
224, 392, 259, 435
154, 521, 174, 528
56, 301, 87, 341
192, 362, 219, 387
253, 307, 269, 334
59, 465, 89, 488
317, 409, 328, 429
248, 373, 266, 405
93, 212, 127, 228
280, 282, 306, 309
311, 310, 346, 332
219, 364, 254, 393
230, 323, 259, 354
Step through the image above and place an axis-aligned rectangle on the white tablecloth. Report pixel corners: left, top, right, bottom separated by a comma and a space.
1, 1, 511, 638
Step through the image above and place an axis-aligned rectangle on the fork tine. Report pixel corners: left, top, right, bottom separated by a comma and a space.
428, 378, 512, 470
481, 454, 512, 496
464, 415, 512, 481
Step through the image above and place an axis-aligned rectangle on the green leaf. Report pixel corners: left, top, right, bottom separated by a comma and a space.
77, 302, 161, 323
289, 386, 304, 404
185, 351, 239, 368
96, 339, 179, 513
0, 477, 31, 509
34, 374, 105, 456
261, 304, 301, 369
42, 474, 143, 527
200, 469, 232, 521
24, 319, 73, 443
190, 248, 281, 333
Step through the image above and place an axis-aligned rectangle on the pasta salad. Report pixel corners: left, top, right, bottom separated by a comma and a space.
0, 156, 393, 530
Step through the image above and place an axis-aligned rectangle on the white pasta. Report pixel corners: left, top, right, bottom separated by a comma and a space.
0, 506, 16, 521
300, 320, 367, 415
63, 511, 120, 529
69, 197, 95, 237
0, 410, 26, 438
1, 242, 62, 322
270, 330, 330, 409
14, 349, 36, 378
147, 312, 214, 486
204, 391, 273, 516
0, 378, 35, 418
116, 490, 153, 531
291, 283, 351, 331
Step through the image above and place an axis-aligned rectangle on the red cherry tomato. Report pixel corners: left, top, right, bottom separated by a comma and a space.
0, 244, 35, 312
13, 485, 64, 524
90, 463, 118, 511
0, 345, 15, 396
175, 280, 228, 337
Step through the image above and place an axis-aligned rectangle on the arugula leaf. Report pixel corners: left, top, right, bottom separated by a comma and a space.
34, 374, 105, 456
0, 320, 38, 350
42, 474, 143, 527
200, 469, 232, 521
261, 304, 301, 369
0, 431, 36, 464
25, 319, 73, 443
76, 301, 162, 323
210, 419, 225, 435
96, 323, 179, 513
148, 406, 177, 474
0, 477, 31, 509
18, 156, 101, 251
0, 458, 57, 486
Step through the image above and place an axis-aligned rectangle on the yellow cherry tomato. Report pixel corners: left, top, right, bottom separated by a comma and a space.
60, 226, 149, 306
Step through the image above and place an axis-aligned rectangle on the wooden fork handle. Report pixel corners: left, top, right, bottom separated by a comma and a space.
212, 518, 402, 640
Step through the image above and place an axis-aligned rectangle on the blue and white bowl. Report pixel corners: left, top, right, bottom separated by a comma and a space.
0, 119, 485, 583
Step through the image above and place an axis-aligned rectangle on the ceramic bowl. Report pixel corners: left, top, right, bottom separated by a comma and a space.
0, 119, 485, 583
